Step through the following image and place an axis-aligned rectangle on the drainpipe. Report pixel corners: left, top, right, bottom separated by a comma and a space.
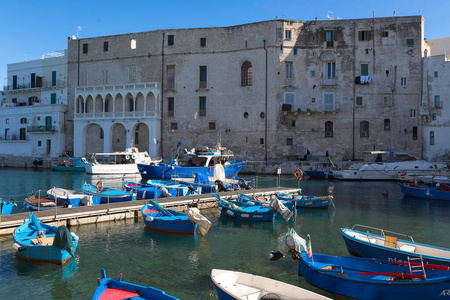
352, 22, 356, 160
264, 40, 268, 161
160, 33, 165, 158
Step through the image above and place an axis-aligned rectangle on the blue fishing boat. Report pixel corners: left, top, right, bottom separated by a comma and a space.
340, 224, 450, 267
137, 142, 246, 179
172, 172, 253, 194
236, 192, 294, 210
399, 182, 450, 201
298, 250, 450, 300
124, 181, 199, 199
12, 213, 78, 265
53, 157, 87, 172
0, 198, 17, 215
82, 182, 134, 203
213, 194, 275, 222
93, 268, 179, 300
141, 201, 197, 235
276, 192, 334, 208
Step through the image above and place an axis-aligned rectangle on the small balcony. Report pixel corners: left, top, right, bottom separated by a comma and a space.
27, 125, 56, 133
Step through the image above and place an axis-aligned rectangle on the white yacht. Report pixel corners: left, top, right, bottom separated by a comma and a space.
85, 147, 161, 175
332, 150, 447, 180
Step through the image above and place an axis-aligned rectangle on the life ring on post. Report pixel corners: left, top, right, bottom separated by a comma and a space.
293, 168, 303, 181
227, 150, 233, 155
96, 180, 104, 191
401, 170, 407, 176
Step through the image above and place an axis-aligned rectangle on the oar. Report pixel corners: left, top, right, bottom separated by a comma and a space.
149, 200, 173, 217
391, 261, 449, 271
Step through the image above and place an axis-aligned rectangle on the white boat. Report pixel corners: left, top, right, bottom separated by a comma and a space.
85, 147, 161, 175
211, 269, 331, 300
332, 150, 447, 181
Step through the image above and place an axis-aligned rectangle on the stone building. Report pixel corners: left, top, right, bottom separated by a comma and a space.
67, 16, 426, 161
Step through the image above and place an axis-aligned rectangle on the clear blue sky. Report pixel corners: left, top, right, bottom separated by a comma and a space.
1, 0, 448, 87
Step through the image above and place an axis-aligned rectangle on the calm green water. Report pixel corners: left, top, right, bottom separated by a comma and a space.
1, 169, 450, 299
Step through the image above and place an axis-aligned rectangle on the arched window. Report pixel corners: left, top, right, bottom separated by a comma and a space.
360, 121, 369, 138
241, 61, 253, 86
325, 121, 333, 137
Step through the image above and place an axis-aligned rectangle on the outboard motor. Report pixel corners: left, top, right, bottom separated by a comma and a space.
238, 179, 251, 190
215, 180, 228, 192
187, 184, 198, 195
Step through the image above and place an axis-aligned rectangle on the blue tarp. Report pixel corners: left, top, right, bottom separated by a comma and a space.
194, 172, 209, 185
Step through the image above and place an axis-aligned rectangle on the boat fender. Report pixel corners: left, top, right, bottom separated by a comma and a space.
426, 189, 431, 196
241, 214, 250, 218
293, 168, 303, 181
13, 243, 25, 252
131, 153, 137, 160
71, 232, 79, 241
145, 216, 154, 222
226, 210, 235, 216
125, 155, 130, 160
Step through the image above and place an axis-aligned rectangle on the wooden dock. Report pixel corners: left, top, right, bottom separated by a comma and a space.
0, 187, 298, 236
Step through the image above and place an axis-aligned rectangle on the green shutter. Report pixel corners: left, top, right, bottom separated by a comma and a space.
51, 93, 56, 104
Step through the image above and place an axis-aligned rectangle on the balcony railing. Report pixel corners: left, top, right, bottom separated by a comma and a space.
4, 80, 66, 92
27, 125, 56, 132
74, 110, 159, 120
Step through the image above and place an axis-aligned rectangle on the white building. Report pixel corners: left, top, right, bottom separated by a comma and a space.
0, 50, 68, 158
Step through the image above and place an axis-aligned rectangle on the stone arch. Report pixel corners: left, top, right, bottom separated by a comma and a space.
95, 94, 103, 113
85, 95, 94, 113
146, 91, 156, 112
84, 123, 104, 154
105, 93, 113, 113
125, 92, 134, 112
111, 123, 127, 151
115, 93, 124, 112
132, 123, 149, 152
76, 95, 85, 113
135, 92, 144, 112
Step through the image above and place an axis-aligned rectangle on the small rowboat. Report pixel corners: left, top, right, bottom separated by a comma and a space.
93, 269, 179, 300
213, 194, 275, 222
82, 183, 134, 203
25, 193, 69, 211
276, 193, 333, 208
340, 224, 450, 267
211, 269, 331, 300
298, 251, 450, 300
399, 182, 450, 201
141, 201, 197, 235
236, 192, 294, 210
12, 213, 78, 265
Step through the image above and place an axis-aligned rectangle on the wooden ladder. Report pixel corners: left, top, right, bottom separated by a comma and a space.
407, 256, 427, 279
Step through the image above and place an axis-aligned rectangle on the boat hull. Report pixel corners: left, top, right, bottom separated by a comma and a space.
85, 163, 139, 175
399, 182, 450, 201
305, 170, 334, 179
14, 238, 78, 265
340, 227, 450, 267
1, 200, 16, 215
141, 205, 196, 235
82, 184, 134, 203
137, 161, 246, 179
299, 253, 450, 300
218, 203, 275, 222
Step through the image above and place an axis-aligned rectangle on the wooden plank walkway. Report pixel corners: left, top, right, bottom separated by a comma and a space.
0, 187, 299, 236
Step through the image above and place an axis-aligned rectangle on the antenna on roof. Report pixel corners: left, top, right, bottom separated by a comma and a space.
77, 26, 83, 38
326, 10, 334, 20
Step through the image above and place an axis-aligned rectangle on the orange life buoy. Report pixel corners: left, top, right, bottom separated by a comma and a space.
96, 180, 104, 191
227, 150, 233, 155
293, 168, 303, 181
401, 170, 407, 176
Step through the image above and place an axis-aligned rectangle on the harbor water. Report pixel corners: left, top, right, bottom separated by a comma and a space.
1, 168, 450, 299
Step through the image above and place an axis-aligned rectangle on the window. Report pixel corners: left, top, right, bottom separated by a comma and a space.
434, 71, 438, 78
100, 128, 104, 139
260, 112, 265, 119
291, 119, 296, 127
102, 70, 109, 84
243, 112, 249, 119
284, 92, 295, 108
406, 39, 414, 47
325, 121, 333, 137
410, 109, 416, 118
286, 62, 293, 79
31, 73, 36, 88
131, 38, 136, 49
52, 71, 57, 86
382, 31, 389, 37
384, 96, 390, 106
104, 100, 110, 112
361, 64, 369, 76
199, 66, 207, 88
430, 131, 435, 145
435, 95, 441, 108
293, 48, 298, 55
20, 118, 27, 124
170, 123, 177, 131
104, 41, 109, 52
356, 96, 363, 106
209, 122, 216, 130
200, 37, 206, 47
359, 31, 372, 41
128, 98, 134, 112
260, 138, 264, 145
285, 30, 292, 40
5, 128, 10, 140
384, 119, 390, 130
82, 44, 88, 54
128, 65, 137, 83
432, 113, 437, 120
323, 93, 334, 111
5, 118, 9, 124
168, 35, 174, 46
199, 96, 206, 116
168, 97, 174, 117
311, 70, 315, 77
360, 121, 369, 138
51, 93, 56, 104
167, 65, 175, 89
324, 30, 336, 47
401, 77, 407, 87
413, 126, 417, 140
385, 70, 390, 77
20, 128, 26, 140
327, 62, 336, 80
241, 61, 253, 86
286, 138, 293, 146
38, 140, 41, 147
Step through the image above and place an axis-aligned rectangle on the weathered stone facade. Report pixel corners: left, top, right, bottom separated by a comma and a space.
66, 16, 426, 162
